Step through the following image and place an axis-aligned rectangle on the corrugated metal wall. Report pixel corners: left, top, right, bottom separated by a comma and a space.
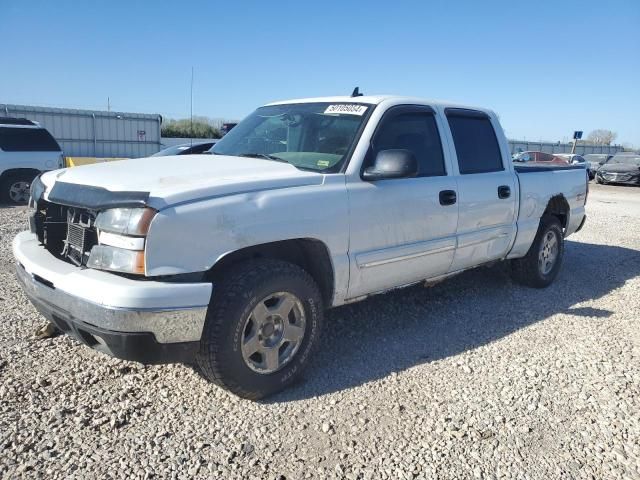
508, 140, 623, 156
0, 104, 162, 158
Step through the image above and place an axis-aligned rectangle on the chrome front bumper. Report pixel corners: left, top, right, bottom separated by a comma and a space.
16, 263, 209, 345
13, 232, 212, 346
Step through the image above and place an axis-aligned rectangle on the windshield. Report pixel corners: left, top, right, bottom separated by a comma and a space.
151, 145, 191, 157
211, 102, 371, 171
608, 155, 640, 166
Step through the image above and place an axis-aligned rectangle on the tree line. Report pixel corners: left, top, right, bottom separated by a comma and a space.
161, 116, 223, 138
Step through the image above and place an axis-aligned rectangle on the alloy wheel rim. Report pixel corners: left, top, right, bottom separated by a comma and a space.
538, 230, 559, 275
241, 291, 306, 374
9, 181, 30, 203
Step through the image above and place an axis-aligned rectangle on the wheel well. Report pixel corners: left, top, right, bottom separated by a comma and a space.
543, 194, 570, 230
207, 239, 335, 305
0, 168, 41, 183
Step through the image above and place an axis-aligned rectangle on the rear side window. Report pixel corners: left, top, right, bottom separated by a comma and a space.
446, 111, 503, 174
0, 127, 61, 152
372, 110, 446, 177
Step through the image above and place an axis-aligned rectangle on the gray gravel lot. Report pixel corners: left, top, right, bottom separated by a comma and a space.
1, 183, 639, 479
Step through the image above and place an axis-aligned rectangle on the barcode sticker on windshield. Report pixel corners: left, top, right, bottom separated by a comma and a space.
324, 104, 367, 116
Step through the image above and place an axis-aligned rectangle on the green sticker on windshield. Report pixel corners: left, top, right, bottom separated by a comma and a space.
317, 160, 330, 167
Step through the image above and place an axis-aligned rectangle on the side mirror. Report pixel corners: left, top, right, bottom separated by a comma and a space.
362, 149, 418, 181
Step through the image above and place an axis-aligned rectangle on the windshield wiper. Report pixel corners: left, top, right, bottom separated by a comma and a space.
237, 153, 288, 163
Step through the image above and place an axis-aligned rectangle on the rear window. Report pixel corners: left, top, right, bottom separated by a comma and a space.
0, 127, 61, 152
446, 111, 503, 174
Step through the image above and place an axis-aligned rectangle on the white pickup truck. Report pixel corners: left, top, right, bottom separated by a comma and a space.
14, 95, 588, 399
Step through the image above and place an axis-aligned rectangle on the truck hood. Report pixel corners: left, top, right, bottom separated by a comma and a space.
41, 154, 325, 209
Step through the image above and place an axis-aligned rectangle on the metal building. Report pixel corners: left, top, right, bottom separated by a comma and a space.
1, 104, 162, 158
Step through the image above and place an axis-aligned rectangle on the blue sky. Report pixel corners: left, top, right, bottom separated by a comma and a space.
1, 0, 639, 145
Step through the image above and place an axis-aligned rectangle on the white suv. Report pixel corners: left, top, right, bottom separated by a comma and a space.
0, 118, 64, 204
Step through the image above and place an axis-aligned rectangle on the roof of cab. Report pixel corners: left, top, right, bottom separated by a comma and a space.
265, 95, 492, 114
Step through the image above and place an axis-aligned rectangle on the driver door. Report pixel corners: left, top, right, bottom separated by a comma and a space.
346, 105, 459, 299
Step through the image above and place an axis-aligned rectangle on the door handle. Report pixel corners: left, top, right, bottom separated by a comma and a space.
439, 190, 457, 206
498, 185, 511, 199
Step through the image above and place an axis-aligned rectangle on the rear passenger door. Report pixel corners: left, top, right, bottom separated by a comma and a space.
444, 108, 517, 272
346, 105, 459, 298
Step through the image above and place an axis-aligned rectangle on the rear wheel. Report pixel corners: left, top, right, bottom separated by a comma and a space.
1, 173, 34, 205
511, 215, 564, 288
196, 258, 323, 399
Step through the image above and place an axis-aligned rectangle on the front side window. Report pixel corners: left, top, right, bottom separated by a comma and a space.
212, 102, 371, 172
446, 112, 503, 174
371, 110, 446, 177
0, 127, 61, 152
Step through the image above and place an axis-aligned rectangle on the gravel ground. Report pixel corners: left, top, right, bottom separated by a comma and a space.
1, 183, 639, 479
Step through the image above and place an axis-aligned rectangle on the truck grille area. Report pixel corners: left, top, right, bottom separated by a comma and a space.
32, 201, 98, 267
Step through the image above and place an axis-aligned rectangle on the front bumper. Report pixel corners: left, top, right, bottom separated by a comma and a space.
13, 231, 212, 364
597, 172, 640, 185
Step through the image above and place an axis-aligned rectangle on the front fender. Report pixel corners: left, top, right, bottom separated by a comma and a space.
144, 176, 350, 301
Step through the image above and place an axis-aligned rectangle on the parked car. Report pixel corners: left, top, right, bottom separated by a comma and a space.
553, 154, 589, 177
0, 117, 64, 204
584, 154, 613, 179
512, 151, 569, 165
14, 95, 588, 399
595, 153, 640, 185
220, 123, 238, 136
151, 141, 216, 157
554, 153, 586, 166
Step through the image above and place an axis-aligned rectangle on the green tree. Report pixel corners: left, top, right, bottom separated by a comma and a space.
161, 116, 221, 138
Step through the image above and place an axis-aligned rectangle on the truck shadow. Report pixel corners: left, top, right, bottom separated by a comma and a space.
266, 240, 640, 402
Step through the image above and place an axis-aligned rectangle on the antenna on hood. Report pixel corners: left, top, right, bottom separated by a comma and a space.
351, 87, 363, 97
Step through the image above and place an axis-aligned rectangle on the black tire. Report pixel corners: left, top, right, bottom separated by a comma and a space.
196, 258, 323, 400
1, 173, 34, 205
595, 174, 604, 185
510, 215, 564, 288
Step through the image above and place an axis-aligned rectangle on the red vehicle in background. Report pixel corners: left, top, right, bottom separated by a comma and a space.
512, 151, 570, 165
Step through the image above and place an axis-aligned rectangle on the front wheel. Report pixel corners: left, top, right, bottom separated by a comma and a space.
510, 215, 564, 288
196, 258, 323, 399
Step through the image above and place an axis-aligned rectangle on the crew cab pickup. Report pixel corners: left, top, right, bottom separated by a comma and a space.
14, 95, 588, 399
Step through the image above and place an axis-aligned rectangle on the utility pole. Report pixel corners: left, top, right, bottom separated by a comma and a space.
190, 67, 194, 146
107, 97, 110, 112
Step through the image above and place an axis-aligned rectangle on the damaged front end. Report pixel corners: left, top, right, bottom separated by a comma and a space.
29, 177, 153, 275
